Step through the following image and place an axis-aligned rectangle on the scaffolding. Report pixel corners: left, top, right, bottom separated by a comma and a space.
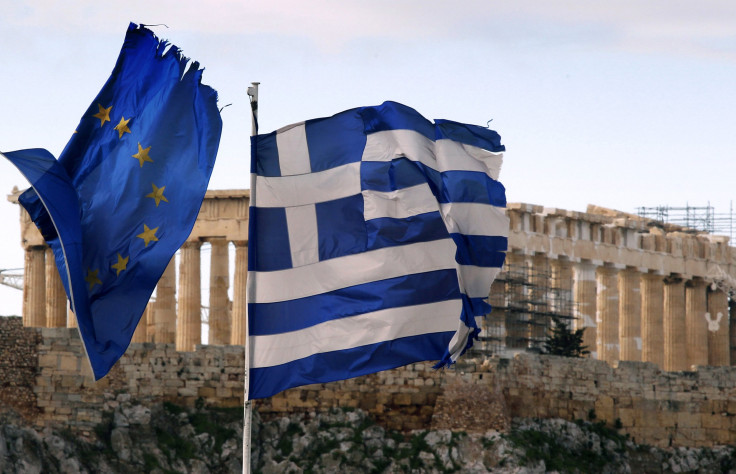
471, 260, 578, 357
636, 203, 736, 241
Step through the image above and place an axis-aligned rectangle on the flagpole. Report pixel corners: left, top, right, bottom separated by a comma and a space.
243, 81, 259, 474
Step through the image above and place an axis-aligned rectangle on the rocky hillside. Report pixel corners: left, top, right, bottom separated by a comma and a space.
2, 401, 736, 473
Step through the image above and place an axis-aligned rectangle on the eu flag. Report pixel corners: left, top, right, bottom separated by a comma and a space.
2, 23, 222, 379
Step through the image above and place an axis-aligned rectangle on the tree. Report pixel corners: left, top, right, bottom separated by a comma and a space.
543, 315, 589, 357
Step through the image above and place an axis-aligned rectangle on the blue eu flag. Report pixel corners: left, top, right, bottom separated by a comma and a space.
2, 23, 222, 379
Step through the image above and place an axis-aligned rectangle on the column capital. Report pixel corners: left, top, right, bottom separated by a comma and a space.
664, 274, 684, 285
181, 240, 202, 250
642, 271, 664, 281
685, 277, 706, 288
620, 266, 641, 274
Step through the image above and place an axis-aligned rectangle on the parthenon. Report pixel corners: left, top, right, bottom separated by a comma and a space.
10, 189, 736, 370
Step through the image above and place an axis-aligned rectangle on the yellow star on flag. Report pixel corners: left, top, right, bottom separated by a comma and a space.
114, 116, 132, 139
92, 104, 112, 127
85, 268, 102, 290
111, 253, 129, 276
146, 183, 169, 207
132, 143, 153, 167
136, 224, 159, 247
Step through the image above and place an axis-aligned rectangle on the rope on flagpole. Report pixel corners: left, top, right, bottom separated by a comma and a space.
243, 81, 259, 474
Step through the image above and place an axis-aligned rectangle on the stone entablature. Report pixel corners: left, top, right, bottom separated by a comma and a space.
187, 189, 249, 242
507, 203, 733, 280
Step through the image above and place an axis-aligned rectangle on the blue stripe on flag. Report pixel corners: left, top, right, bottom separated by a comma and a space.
306, 110, 366, 173
468, 296, 493, 316
316, 194, 367, 261
439, 171, 506, 206
362, 160, 505, 207
366, 213, 449, 250
451, 234, 508, 267
251, 131, 280, 177
250, 206, 292, 271
435, 119, 505, 152
249, 332, 455, 399
248, 269, 462, 335
360, 102, 436, 141
361, 158, 427, 192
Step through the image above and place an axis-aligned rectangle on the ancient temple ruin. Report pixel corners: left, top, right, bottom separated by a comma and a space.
9, 190, 736, 370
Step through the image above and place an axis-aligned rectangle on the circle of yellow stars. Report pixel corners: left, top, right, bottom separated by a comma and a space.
83, 102, 170, 292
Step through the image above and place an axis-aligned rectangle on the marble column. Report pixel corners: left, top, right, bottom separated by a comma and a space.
230, 241, 248, 346
505, 252, 528, 349
485, 278, 508, 353
67, 308, 77, 329
131, 303, 151, 343
618, 267, 641, 361
685, 278, 708, 367
152, 259, 176, 344
573, 261, 597, 357
529, 253, 550, 347
23, 246, 46, 328
707, 287, 730, 366
45, 247, 67, 328
596, 265, 619, 363
640, 272, 664, 367
550, 258, 573, 315
730, 300, 736, 366
208, 239, 231, 345
663, 276, 687, 371
176, 241, 202, 351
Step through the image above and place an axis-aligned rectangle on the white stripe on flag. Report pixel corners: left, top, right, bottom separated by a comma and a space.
362, 129, 503, 178
446, 320, 472, 362
362, 129, 436, 168
255, 161, 361, 208
250, 299, 462, 368
285, 204, 320, 267
249, 238, 458, 303
363, 184, 439, 221
439, 202, 509, 237
457, 265, 502, 299
276, 122, 311, 176
437, 140, 504, 181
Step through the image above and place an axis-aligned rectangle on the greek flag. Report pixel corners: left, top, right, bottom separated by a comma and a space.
247, 101, 507, 399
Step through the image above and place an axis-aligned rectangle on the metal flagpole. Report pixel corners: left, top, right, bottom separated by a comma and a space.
243, 81, 259, 474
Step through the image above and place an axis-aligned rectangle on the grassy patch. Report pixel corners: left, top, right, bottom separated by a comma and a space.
504, 420, 629, 473
188, 409, 238, 453
156, 427, 197, 461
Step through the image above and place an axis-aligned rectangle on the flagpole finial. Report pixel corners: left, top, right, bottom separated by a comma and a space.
247, 82, 259, 136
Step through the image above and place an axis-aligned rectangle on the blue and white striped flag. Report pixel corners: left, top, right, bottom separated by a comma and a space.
247, 101, 507, 399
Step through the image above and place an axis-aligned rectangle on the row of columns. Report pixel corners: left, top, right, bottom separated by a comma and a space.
22, 239, 735, 371
488, 252, 733, 370
22, 239, 248, 351
569, 258, 731, 370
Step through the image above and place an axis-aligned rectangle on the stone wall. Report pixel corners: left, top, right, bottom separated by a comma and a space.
481, 354, 736, 448
4, 316, 736, 448
255, 362, 445, 431
0, 316, 40, 420
0, 317, 244, 437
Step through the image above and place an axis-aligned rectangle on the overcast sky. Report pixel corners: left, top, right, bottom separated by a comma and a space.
1, 1, 735, 316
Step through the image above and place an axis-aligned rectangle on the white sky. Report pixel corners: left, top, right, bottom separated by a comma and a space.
1, 0, 735, 316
